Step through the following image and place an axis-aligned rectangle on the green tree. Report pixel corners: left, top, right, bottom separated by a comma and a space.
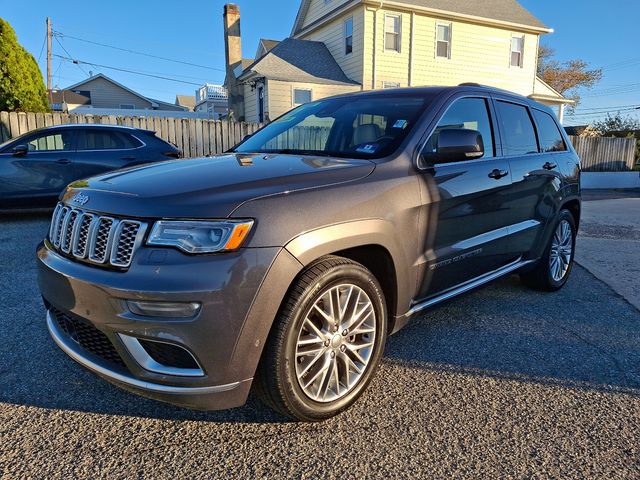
537, 45, 603, 110
593, 113, 640, 135
0, 17, 49, 112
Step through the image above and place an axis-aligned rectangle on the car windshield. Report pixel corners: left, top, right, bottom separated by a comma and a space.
233, 93, 432, 159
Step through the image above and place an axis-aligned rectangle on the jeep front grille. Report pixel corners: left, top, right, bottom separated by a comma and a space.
49, 203, 146, 269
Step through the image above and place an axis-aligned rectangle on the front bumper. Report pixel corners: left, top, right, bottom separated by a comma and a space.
37, 241, 302, 410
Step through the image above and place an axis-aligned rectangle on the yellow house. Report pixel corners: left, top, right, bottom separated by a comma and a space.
223, 0, 570, 124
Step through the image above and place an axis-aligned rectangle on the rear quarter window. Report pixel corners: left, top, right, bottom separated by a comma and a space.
77, 130, 142, 151
532, 109, 567, 153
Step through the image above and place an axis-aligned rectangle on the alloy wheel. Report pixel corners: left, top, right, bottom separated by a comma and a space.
549, 219, 573, 282
294, 284, 376, 403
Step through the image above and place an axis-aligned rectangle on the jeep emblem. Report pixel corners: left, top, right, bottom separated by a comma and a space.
71, 192, 90, 206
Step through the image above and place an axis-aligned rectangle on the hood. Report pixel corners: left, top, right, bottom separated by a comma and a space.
61, 153, 375, 218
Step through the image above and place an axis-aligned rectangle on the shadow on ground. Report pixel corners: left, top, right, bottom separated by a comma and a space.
1, 215, 639, 424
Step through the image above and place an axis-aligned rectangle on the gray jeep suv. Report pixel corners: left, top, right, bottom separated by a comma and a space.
37, 85, 581, 421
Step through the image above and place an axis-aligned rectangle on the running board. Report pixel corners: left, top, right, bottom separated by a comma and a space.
404, 259, 535, 318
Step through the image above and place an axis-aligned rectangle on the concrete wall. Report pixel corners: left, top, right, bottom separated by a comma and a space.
582, 172, 640, 190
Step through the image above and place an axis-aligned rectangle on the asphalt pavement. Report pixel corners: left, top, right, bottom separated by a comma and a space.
0, 206, 639, 479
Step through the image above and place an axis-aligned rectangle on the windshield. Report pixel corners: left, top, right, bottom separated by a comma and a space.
234, 93, 432, 159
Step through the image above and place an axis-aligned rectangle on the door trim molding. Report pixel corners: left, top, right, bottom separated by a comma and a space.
405, 257, 535, 318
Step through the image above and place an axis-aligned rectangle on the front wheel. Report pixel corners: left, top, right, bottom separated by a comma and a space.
520, 209, 577, 291
255, 256, 387, 421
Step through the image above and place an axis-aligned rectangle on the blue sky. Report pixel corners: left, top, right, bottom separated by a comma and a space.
3, 0, 639, 124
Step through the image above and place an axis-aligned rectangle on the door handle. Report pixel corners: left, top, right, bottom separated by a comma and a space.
488, 169, 509, 180
120, 156, 136, 161
56, 159, 71, 165
543, 162, 557, 170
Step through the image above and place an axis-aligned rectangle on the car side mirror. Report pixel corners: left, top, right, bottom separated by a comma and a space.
12, 144, 28, 157
422, 129, 484, 165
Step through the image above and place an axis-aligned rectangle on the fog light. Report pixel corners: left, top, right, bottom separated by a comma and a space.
126, 300, 201, 318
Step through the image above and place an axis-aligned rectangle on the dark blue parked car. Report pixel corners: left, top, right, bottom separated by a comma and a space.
0, 124, 181, 209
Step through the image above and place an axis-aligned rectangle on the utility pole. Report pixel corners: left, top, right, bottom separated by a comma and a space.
46, 17, 52, 91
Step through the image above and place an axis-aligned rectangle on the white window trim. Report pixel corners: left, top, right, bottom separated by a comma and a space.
510, 34, 525, 68
291, 87, 313, 107
435, 22, 452, 59
384, 13, 401, 53
344, 17, 354, 56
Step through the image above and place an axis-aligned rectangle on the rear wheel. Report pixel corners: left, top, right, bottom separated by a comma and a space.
256, 256, 387, 421
520, 209, 576, 291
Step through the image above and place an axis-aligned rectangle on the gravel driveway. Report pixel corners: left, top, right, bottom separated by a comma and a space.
1, 210, 639, 479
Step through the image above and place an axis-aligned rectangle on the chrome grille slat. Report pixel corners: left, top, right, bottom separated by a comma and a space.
53, 206, 69, 247
73, 213, 94, 258
48, 203, 146, 269
61, 210, 79, 253
110, 221, 143, 267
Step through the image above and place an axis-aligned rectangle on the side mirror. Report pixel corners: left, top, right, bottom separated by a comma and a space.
423, 129, 484, 165
12, 144, 28, 157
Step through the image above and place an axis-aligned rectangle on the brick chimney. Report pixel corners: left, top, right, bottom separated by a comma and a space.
223, 3, 245, 121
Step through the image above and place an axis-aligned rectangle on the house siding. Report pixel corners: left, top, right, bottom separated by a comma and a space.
244, 83, 259, 123
362, 7, 539, 95
300, 6, 366, 84
301, 0, 353, 29
267, 80, 360, 119
73, 76, 154, 109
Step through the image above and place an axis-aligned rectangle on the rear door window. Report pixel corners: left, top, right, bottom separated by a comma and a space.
532, 109, 567, 153
77, 130, 142, 151
496, 101, 539, 156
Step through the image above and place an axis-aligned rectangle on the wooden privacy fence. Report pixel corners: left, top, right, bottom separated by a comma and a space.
569, 135, 637, 172
0, 111, 263, 158
1, 112, 637, 171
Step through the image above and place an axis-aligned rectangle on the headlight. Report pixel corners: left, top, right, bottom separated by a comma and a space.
147, 220, 254, 254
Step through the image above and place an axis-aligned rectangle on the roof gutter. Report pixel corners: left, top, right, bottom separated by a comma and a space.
362, 0, 554, 34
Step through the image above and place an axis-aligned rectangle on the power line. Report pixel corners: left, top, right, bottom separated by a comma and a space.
54, 35, 90, 77
54, 31, 226, 72
37, 30, 47, 63
567, 106, 640, 117
572, 103, 640, 112
53, 54, 211, 86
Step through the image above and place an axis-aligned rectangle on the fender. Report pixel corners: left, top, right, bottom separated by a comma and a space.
284, 218, 416, 318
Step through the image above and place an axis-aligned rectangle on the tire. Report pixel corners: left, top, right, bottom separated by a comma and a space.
520, 209, 577, 291
255, 256, 388, 422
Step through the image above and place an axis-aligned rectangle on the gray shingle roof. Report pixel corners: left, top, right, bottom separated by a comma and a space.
396, 0, 549, 30
240, 38, 359, 85
175, 95, 196, 110
292, 0, 549, 34
49, 90, 91, 105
